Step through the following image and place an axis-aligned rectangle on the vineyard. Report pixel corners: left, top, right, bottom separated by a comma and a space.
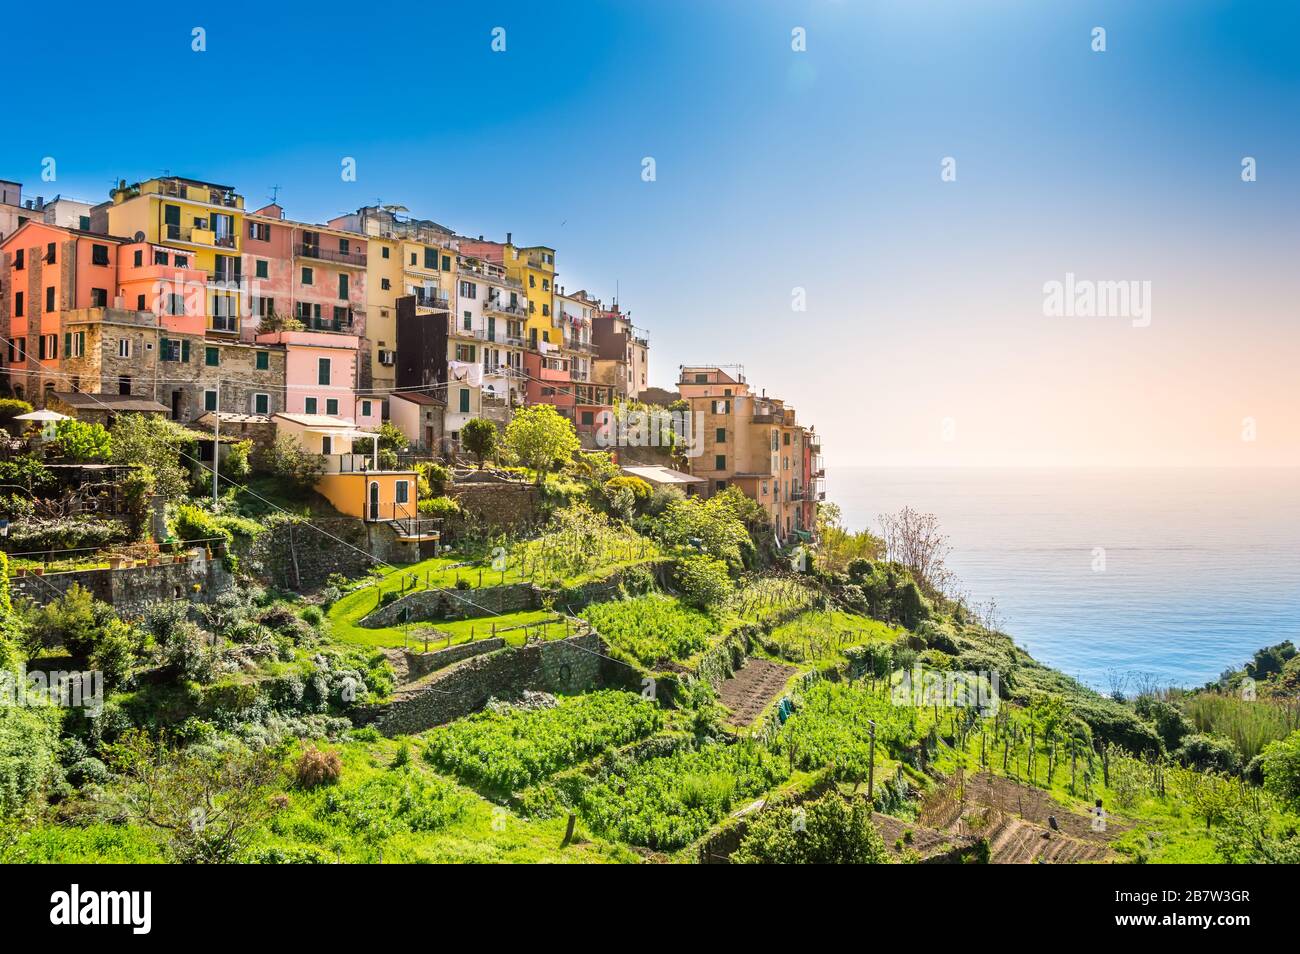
424, 691, 663, 793
581, 594, 721, 667
762, 610, 902, 665
573, 739, 789, 850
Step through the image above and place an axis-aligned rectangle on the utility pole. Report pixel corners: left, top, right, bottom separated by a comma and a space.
212, 378, 220, 504
867, 719, 877, 804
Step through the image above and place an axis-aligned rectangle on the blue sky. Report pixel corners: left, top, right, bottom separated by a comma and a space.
6, 0, 1298, 465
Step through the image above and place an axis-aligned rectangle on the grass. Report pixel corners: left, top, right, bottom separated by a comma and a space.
581, 594, 720, 667
1182, 693, 1300, 762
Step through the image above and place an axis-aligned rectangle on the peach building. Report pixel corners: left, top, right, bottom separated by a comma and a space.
678, 366, 822, 543
254, 329, 374, 425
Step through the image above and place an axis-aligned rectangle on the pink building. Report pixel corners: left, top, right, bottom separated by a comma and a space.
242, 204, 367, 346
254, 329, 374, 424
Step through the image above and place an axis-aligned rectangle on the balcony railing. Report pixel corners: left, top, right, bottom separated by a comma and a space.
207, 315, 239, 334
414, 291, 450, 311
297, 243, 367, 266
484, 297, 528, 317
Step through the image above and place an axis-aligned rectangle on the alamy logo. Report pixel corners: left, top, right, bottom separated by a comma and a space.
1042, 272, 1151, 328
890, 664, 1000, 714
49, 885, 151, 934
594, 406, 706, 457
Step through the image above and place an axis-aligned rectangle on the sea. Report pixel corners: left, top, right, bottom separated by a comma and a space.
830, 467, 1300, 691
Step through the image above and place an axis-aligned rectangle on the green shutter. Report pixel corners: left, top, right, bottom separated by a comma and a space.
459, 388, 470, 413
64, 332, 71, 357
181, 340, 190, 362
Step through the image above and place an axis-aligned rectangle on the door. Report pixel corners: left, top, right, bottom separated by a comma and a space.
368, 481, 380, 521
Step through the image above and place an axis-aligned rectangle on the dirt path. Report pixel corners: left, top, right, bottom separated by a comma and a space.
718, 658, 798, 726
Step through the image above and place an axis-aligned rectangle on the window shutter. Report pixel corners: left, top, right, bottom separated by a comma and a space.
64, 332, 71, 357
181, 340, 191, 362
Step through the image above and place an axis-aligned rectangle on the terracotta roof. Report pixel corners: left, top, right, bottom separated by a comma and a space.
391, 391, 445, 406
50, 392, 168, 413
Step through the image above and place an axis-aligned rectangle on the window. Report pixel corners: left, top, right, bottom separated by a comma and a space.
338, 274, 348, 299
79, 216, 90, 230
361, 400, 372, 417
321, 435, 332, 455
45, 242, 56, 264
381, 278, 390, 290
381, 246, 390, 259
255, 259, 268, 279
542, 304, 550, 317
255, 351, 269, 370
424, 248, 437, 269
153, 250, 168, 266
762, 481, 769, 496
304, 397, 318, 414
174, 254, 188, 267
45, 286, 55, 311
326, 398, 339, 416
715, 427, 726, 443
459, 388, 470, 413
317, 357, 331, 385
459, 280, 476, 299
91, 244, 110, 266
715, 454, 726, 471
395, 481, 409, 504
204, 390, 218, 412
301, 267, 313, 285
253, 393, 269, 415
160, 338, 189, 362
529, 275, 535, 288
136, 294, 146, 311
410, 252, 417, 266
205, 346, 219, 367
133, 250, 143, 267
39, 334, 56, 360
14, 292, 23, 317
581, 411, 594, 426
118, 376, 131, 395
90, 288, 108, 307
463, 312, 472, 331
248, 222, 271, 242
257, 296, 274, 317
783, 432, 791, 445
118, 339, 131, 359
455, 344, 476, 362
695, 373, 707, 384
441, 255, 450, 270
542, 279, 549, 291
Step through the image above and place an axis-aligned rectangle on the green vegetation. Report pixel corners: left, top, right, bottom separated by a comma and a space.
582, 594, 719, 667
504, 404, 580, 484
425, 691, 662, 792
576, 740, 787, 850
733, 793, 891, 864
460, 417, 499, 469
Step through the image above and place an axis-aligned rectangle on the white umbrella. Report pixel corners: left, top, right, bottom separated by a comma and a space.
13, 409, 69, 422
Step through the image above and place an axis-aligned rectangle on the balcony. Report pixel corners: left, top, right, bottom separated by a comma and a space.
811, 455, 825, 477
414, 290, 450, 312
207, 315, 239, 335
484, 297, 528, 318
297, 243, 367, 267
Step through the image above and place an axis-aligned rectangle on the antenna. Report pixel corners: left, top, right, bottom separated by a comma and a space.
268, 185, 281, 203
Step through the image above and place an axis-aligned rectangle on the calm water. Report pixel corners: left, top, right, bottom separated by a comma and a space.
830, 467, 1300, 690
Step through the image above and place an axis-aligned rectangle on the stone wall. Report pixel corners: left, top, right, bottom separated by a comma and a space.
11, 551, 233, 616
396, 638, 506, 680
239, 517, 416, 590
357, 632, 608, 735
361, 581, 537, 627
449, 482, 542, 529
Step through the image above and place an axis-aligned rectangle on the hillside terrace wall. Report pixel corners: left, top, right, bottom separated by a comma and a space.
356, 632, 614, 735
10, 553, 233, 616
239, 517, 416, 590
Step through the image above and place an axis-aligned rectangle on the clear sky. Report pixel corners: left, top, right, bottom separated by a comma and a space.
5, 0, 1297, 466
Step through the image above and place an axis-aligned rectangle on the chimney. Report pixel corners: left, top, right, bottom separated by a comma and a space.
506, 231, 512, 244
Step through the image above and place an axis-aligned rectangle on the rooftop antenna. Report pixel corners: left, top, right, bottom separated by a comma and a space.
268, 185, 281, 203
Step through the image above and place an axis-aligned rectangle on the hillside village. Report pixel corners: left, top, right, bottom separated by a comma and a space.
1, 176, 1298, 866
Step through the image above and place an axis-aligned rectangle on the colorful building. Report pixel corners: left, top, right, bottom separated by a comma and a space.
592, 300, 649, 400
677, 366, 822, 544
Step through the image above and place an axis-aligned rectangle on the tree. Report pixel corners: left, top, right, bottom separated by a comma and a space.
261, 435, 325, 493
110, 414, 197, 498
0, 398, 33, 437
49, 419, 112, 462
460, 417, 499, 469
504, 404, 579, 484
732, 794, 891, 864
352, 422, 407, 470
818, 502, 885, 574
878, 507, 952, 596
105, 730, 286, 863
25, 584, 143, 688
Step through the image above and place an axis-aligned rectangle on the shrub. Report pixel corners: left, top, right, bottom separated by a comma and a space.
418, 495, 461, 517
171, 504, 232, 548
605, 475, 652, 500
294, 746, 343, 788
1175, 733, 1243, 774
219, 439, 253, 481
300, 606, 324, 627
672, 555, 733, 611
417, 461, 451, 498
259, 436, 325, 492
582, 594, 716, 666
109, 414, 198, 499
1260, 730, 1300, 812
733, 794, 891, 864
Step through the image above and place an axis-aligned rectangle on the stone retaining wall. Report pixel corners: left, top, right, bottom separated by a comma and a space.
356, 632, 611, 735
10, 553, 233, 616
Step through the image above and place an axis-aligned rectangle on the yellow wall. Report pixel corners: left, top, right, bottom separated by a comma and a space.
315, 471, 418, 521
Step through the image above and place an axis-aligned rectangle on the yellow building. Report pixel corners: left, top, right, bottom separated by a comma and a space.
327, 205, 457, 391
98, 176, 245, 336
458, 236, 556, 347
